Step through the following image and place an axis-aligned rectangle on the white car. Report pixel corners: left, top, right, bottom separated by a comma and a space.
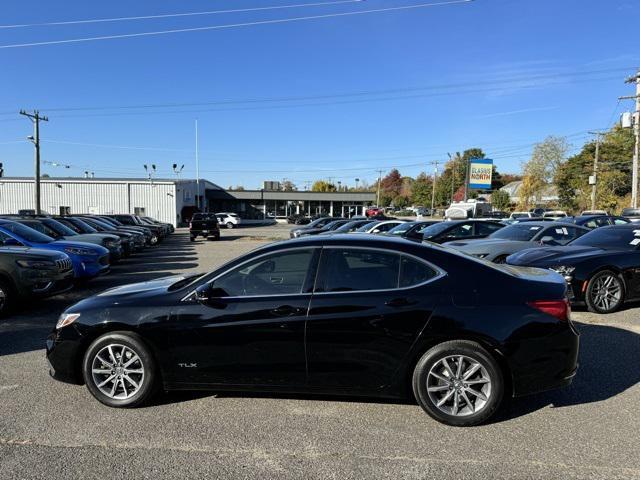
355, 220, 406, 234
509, 211, 533, 220
215, 212, 242, 229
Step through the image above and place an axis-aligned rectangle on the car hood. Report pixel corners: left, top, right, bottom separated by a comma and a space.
507, 245, 604, 267
97, 274, 196, 298
47, 240, 109, 254
62, 234, 117, 245
445, 239, 534, 251
0, 246, 68, 260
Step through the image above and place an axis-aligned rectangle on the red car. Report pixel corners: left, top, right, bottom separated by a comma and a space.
366, 207, 385, 217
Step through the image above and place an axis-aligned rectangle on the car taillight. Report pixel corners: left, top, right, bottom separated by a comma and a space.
527, 299, 570, 322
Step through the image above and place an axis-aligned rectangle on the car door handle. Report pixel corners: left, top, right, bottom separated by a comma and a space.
269, 276, 284, 284
271, 305, 299, 317
385, 298, 417, 308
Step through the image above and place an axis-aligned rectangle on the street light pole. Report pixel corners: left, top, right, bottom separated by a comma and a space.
621, 69, 640, 208
588, 131, 604, 211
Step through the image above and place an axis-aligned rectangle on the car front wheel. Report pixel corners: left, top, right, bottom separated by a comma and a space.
0, 279, 14, 317
412, 340, 504, 427
226, 222, 234, 229
585, 270, 625, 314
82, 332, 158, 408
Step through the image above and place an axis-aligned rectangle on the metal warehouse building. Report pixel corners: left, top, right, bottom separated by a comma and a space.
0, 177, 221, 227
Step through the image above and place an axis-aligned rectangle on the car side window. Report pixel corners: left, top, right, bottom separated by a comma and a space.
595, 217, 610, 227
613, 218, 629, 225
444, 223, 474, 239
563, 226, 585, 240
212, 249, 315, 297
476, 222, 503, 236
543, 226, 573, 245
399, 256, 439, 288
315, 248, 400, 292
376, 223, 398, 232
0, 231, 21, 246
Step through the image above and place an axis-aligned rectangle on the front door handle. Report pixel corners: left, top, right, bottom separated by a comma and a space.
271, 305, 299, 317
385, 297, 417, 308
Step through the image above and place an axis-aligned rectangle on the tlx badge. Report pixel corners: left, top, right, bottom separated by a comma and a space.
178, 363, 197, 368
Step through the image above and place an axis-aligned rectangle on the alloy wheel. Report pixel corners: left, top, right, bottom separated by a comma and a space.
590, 274, 622, 312
91, 344, 145, 400
426, 355, 492, 417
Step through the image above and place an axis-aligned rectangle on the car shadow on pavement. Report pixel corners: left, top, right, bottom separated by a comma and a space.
0, 232, 198, 357
493, 321, 640, 423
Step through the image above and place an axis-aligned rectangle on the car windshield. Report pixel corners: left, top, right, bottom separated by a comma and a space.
420, 222, 456, 236
68, 218, 98, 233
570, 227, 640, 250
0, 221, 54, 243
489, 224, 543, 241
355, 221, 379, 232
387, 223, 415, 234
43, 219, 78, 236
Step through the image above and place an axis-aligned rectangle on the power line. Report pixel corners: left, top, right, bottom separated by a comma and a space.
0, 0, 473, 50
0, 0, 364, 29
3, 67, 632, 117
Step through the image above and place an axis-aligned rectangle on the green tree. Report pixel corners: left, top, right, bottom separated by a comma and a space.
393, 195, 409, 209
311, 180, 337, 192
411, 172, 433, 206
491, 189, 511, 211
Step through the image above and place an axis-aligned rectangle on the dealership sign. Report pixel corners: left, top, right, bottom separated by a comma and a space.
468, 158, 493, 190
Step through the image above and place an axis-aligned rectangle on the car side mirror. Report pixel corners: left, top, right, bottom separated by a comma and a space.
540, 236, 554, 244
195, 284, 228, 308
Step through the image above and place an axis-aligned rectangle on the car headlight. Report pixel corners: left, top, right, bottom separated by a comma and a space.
472, 253, 489, 259
56, 313, 80, 330
64, 247, 96, 256
16, 259, 57, 269
550, 265, 575, 278
104, 240, 117, 248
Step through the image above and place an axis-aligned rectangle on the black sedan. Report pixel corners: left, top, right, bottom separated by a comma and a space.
47, 235, 578, 427
386, 220, 441, 241
507, 224, 640, 313
421, 219, 505, 243
559, 215, 630, 229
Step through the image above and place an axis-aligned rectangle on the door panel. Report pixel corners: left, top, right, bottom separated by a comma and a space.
169, 295, 309, 386
306, 248, 442, 391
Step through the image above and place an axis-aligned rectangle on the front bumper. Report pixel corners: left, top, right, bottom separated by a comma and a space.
18, 267, 75, 298
46, 328, 84, 385
73, 254, 111, 278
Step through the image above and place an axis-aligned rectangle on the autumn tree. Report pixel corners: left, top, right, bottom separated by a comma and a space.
491, 189, 511, 211
519, 136, 568, 209
311, 180, 337, 192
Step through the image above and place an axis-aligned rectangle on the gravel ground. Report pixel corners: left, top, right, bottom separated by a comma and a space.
1, 225, 639, 480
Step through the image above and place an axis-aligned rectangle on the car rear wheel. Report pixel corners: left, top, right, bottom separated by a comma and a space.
82, 332, 158, 408
226, 222, 234, 229
585, 270, 625, 314
412, 340, 504, 427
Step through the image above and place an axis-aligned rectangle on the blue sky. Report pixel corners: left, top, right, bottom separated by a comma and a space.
0, 0, 638, 189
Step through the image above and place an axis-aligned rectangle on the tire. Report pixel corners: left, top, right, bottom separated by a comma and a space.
82, 332, 158, 408
226, 223, 234, 229
190, 236, 196, 242
0, 278, 15, 318
585, 270, 625, 314
412, 340, 504, 427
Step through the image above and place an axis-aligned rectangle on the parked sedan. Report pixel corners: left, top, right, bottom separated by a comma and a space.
444, 222, 589, 263
421, 220, 505, 244
386, 220, 440, 241
0, 220, 110, 279
507, 224, 640, 313
47, 235, 578, 427
559, 215, 630, 229
321, 219, 373, 234
297, 219, 352, 237
290, 217, 342, 238
74, 217, 145, 252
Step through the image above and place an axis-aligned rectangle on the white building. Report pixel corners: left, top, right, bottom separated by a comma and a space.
0, 177, 221, 227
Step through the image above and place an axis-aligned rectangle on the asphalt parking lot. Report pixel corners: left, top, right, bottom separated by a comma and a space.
1, 225, 639, 479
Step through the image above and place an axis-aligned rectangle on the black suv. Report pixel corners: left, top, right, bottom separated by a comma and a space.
189, 213, 220, 241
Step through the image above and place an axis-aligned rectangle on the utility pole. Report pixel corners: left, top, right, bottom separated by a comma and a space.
588, 131, 604, 211
430, 161, 439, 216
463, 156, 470, 202
447, 152, 454, 201
195, 119, 201, 211
376, 169, 383, 206
20, 110, 48, 215
621, 69, 640, 208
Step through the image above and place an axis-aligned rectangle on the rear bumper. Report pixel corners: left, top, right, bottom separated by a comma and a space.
508, 324, 580, 397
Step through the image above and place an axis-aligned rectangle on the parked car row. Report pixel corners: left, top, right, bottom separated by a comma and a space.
0, 213, 173, 317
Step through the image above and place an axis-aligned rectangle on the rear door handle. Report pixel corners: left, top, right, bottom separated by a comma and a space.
385, 298, 417, 308
271, 305, 299, 317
